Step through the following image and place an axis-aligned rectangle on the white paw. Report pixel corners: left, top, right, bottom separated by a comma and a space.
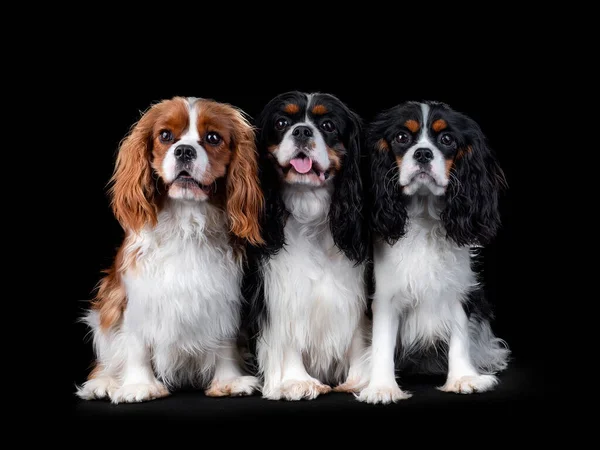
438, 374, 498, 394
356, 383, 412, 404
76, 376, 119, 400
261, 383, 283, 401
110, 382, 170, 404
333, 377, 369, 393
277, 378, 332, 401
205, 376, 260, 397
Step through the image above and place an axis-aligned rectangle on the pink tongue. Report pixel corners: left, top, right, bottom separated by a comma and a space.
290, 157, 313, 174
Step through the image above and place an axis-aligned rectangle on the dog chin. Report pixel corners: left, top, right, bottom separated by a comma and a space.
168, 179, 209, 201
283, 170, 330, 187
403, 174, 446, 196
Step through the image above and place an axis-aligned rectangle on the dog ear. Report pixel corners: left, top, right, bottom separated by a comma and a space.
441, 118, 507, 246
110, 105, 160, 233
365, 123, 408, 246
329, 110, 368, 264
252, 103, 287, 258
225, 110, 264, 246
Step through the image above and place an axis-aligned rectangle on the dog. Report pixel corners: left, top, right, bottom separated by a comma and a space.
358, 101, 510, 404
76, 96, 263, 403
245, 91, 371, 400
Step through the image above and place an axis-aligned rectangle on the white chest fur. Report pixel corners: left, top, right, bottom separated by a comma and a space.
374, 198, 477, 349
262, 186, 366, 374
121, 201, 242, 380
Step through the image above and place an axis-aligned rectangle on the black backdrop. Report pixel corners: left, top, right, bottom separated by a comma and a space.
69, 62, 543, 428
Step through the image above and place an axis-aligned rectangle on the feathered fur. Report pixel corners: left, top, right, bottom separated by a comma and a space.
358, 101, 509, 404
77, 97, 262, 403
246, 92, 371, 401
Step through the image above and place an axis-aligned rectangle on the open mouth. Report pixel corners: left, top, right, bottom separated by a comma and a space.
282, 153, 330, 182
173, 171, 212, 194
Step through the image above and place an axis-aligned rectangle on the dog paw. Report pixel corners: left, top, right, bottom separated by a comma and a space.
333, 377, 369, 393
356, 383, 412, 404
278, 378, 331, 401
438, 374, 498, 394
261, 383, 283, 400
76, 376, 119, 400
205, 376, 260, 397
110, 382, 170, 404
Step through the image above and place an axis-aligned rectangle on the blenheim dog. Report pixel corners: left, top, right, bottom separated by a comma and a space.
77, 97, 263, 403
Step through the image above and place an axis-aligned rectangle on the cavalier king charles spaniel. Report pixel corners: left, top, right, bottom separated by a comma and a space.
357, 101, 510, 404
76, 96, 263, 403
244, 91, 371, 400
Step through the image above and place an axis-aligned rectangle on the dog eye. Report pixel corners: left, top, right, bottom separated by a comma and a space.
206, 132, 222, 145
321, 120, 336, 133
159, 130, 174, 143
440, 133, 454, 146
275, 118, 288, 130
395, 132, 410, 144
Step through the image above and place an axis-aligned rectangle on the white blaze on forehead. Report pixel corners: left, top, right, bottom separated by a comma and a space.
182, 97, 200, 142
305, 93, 315, 122
419, 103, 430, 142
411, 102, 433, 148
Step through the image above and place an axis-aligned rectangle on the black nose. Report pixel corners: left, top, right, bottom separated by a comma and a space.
292, 125, 313, 140
174, 145, 197, 162
414, 147, 434, 164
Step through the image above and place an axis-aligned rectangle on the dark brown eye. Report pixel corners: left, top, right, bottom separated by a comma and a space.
159, 130, 173, 143
395, 132, 410, 144
275, 118, 288, 130
440, 133, 454, 146
206, 132, 222, 145
321, 120, 336, 133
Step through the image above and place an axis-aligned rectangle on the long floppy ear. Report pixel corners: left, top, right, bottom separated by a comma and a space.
255, 151, 287, 256
110, 107, 159, 233
226, 111, 264, 246
441, 120, 507, 246
250, 110, 287, 258
366, 128, 408, 246
329, 111, 368, 264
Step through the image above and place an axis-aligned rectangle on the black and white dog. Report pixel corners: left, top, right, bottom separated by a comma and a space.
246, 91, 371, 400
358, 101, 510, 404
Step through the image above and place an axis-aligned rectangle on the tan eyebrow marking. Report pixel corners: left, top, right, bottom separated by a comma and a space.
432, 119, 447, 132
404, 120, 420, 133
311, 104, 327, 115
284, 103, 299, 114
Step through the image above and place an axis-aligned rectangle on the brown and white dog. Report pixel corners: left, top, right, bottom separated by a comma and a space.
76, 96, 264, 403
